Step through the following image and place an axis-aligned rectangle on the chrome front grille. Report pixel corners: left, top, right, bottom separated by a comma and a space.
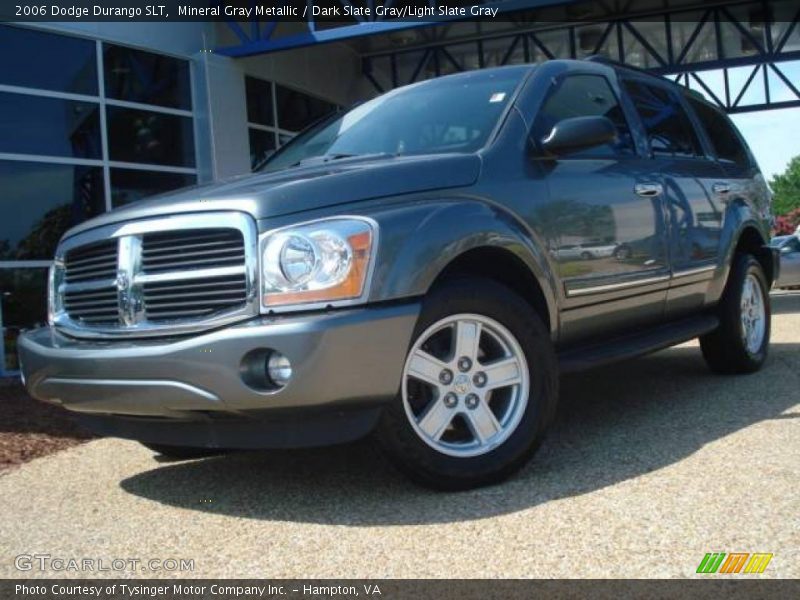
63, 240, 118, 283
52, 212, 258, 338
141, 229, 246, 273
143, 273, 249, 322
63, 286, 118, 324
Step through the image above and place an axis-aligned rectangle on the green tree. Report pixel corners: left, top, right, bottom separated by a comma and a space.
770, 155, 800, 216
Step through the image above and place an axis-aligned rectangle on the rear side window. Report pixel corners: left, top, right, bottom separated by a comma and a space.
687, 97, 751, 167
622, 79, 703, 159
532, 74, 635, 157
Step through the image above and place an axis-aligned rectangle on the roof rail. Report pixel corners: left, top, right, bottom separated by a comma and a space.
583, 55, 652, 76
583, 54, 708, 102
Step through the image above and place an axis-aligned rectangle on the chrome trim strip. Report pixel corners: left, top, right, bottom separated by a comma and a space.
566, 274, 671, 297
42, 378, 220, 402
672, 265, 717, 279
52, 212, 258, 339
136, 265, 246, 285
566, 264, 717, 298
60, 279, 117, 294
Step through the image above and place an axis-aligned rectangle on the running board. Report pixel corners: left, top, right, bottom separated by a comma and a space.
558, 314, 719, 374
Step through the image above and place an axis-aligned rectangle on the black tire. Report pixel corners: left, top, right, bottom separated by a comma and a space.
140, 442, 226, 460
376, 277, 558, 491
580, 251, 592, 260
700, 253, 771, 374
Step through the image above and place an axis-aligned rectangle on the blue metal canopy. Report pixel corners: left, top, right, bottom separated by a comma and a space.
215, 0, 800, 114
214, 0, 571, 57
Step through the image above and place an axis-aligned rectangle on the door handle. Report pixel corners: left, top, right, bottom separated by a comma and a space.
634, 183, 663, 197
712, 182, 731, 195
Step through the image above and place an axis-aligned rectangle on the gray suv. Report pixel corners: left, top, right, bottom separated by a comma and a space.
19, 58, 779, 489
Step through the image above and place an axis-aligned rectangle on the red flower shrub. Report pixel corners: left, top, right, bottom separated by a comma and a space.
774, 208, 800, 235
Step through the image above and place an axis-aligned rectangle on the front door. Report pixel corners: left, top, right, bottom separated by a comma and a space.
528, 71, 670, 343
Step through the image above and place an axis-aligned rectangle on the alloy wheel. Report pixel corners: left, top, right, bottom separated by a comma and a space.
740, 272, 766, 354
401, 313, 530, 457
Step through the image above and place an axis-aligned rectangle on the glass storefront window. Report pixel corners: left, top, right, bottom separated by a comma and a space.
248, 129, 276, 170
106, 106, 195, 167
246, 77, 274, 127
111, 168, 196, 207
0, 268, 48, 371
278, 132, 295, 146
246, 77, 337, 170
0, 25, 97, 96
0, 93, 102, 159
275, 84, 337, 132
0, 27, 196, 373
103, 44, 192, 110
0, 161, 105, 261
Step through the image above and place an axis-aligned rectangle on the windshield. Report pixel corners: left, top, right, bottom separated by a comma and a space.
261, 67, 528, 171
770, 236, 790, 247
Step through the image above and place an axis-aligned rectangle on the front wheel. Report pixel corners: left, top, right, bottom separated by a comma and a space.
376, 278, 558, 490
700, 253, 770, 374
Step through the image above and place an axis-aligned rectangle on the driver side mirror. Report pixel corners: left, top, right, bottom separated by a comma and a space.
539, 116, 617, 157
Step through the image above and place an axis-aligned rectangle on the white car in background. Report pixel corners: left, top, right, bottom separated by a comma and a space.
552, 242, 618, 261
770, 235, 800, 288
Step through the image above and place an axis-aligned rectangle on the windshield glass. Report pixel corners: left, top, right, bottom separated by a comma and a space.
261, 67, 528, 171
770, 236, 789, 247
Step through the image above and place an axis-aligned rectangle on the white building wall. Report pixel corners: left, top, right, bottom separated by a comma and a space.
28, 21, 214, 57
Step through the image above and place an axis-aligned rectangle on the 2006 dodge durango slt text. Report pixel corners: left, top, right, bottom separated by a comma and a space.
19, 58, 779, 489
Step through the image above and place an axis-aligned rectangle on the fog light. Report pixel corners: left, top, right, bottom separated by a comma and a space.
266, 352, 292, 387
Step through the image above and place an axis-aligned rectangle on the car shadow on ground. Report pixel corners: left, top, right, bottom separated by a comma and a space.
121, 336, 800, 525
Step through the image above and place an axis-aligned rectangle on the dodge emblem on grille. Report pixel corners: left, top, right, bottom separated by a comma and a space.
115, 271, 129, 292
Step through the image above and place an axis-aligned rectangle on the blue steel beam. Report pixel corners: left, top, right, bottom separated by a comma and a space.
214, 0, 574, 56
358, 3, 800, 114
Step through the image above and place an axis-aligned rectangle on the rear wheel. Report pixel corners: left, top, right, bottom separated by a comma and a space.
700, 253, 770, 374
376, 278, 558, 490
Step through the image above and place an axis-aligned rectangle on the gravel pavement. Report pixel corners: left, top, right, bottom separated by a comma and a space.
1, 292, 798, 579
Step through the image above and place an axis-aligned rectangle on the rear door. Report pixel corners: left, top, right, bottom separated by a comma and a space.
620, 77, 726, 317
686, 93, 771, 237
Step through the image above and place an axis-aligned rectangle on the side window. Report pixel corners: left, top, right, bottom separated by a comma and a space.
687, 97, 751, 167
622, 79, 703, 159
532, 74, 635, 157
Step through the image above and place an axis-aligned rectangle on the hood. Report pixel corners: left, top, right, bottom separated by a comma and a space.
65, 153, 481, 238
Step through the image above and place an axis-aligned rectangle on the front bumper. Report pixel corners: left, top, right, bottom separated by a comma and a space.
19, 302, 419, 448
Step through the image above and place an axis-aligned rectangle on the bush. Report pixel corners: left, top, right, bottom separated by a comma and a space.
774, 207, 800, 235
770, 156, 800, 216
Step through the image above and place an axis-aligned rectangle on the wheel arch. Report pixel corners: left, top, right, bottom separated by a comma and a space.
734, 224, 775, 285
430, 246, 554, 336
367, 199, 559, 338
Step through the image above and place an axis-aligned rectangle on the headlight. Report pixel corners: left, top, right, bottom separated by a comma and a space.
259, 217, 377, 310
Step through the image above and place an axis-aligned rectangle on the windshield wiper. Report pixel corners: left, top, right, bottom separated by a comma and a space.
255, 152, 395, 173
290, 152, 395, 168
